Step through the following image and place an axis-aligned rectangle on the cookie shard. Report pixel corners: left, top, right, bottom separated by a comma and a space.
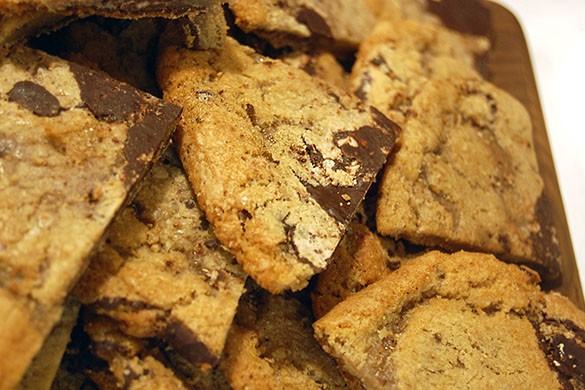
82, 312, 231, 390
0, 46, 180, 389
158, 37, 398, 293
220, 287, 348, 389
74, 150, 247, 368
313, 251, 580, 389
375, 76, 560, 280
228, 0, 376, 53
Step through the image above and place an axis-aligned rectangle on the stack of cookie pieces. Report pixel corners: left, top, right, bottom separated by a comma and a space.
0, 0, 583, 389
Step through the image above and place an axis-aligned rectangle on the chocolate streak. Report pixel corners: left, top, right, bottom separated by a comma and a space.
69, 62, 182, 188
92, 298, 219, 366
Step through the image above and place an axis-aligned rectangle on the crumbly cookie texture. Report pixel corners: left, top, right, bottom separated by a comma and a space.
74, 149, 247, 368
314, 251, 583, 389
227, 0, 376, 53
281, 50, 349, 92
375, 76, 560, 280
0, 46, 180, 388
311, 221, 402, 319
158, 37, 397, 293
351, 19, 488, 126
220, 287, 348, 389
82, 313, 231, 390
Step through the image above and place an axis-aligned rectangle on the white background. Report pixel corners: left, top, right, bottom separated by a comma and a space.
494, 0, 585, 292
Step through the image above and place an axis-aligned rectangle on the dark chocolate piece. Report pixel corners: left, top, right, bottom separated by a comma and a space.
8, 80, 61, 117
295, 7, 333, 38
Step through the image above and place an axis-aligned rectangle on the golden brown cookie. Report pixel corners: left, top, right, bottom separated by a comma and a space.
227, 0, 376, 53
375, 76, 560, 280
82, 312, 231, 390
74, 149, 247, 369
351, 19, 488, 125
221, 286, 348, 389
158, 37, 397, 293
314, 251, 583, 389
311, 221, 408, 319
0, 46, 179, 389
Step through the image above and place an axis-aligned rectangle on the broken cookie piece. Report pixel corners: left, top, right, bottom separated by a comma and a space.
75, 149, 247, 369
227, 0, 376, 54
0, 46, 180, 389
158, 37, 398, 293
82, 312, 231, 390
314, 251, 583, 389
375, 76, 560, 280
221, 286, 348, 389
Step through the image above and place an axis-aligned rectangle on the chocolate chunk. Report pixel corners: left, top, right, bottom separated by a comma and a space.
123, 103, 182, 188
335, 125, 395, 172
550, 335, 585, 383
295, 7, 332, 38
163, 320, 217, 366
302, 177, 369, 226
69, 62, 143, 122
8, 80, 61, 117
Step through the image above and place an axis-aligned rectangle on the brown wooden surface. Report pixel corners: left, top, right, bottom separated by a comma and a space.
429, 0, 584, 308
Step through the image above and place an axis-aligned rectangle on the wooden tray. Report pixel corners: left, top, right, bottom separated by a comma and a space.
428, 0, 584, 308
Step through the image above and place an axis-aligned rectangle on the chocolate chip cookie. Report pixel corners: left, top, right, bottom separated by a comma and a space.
375, 76, 560, 280
74, 149, 247, 368
227, 0, 376, 53
158, 37, 397, 293
351, 19, 488, 125
314, 250, 583, 389
82, 312, 231, 389
221, 286, 348, 389
0, 46, 179, 388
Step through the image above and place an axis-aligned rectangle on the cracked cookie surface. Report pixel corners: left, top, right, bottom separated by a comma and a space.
158, 37, 397, 293
314, 251, 585, 389
375, 76, 560, 280
74, 149, 247, 368
0, 46, 179, 388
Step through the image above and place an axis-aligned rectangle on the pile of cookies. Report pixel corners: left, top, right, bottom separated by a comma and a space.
1, 0, 583, 388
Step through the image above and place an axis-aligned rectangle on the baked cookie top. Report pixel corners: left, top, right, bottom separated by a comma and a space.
375, 76, 560, 280
314, 251, 584, 389
351, 19, 488, 125
0, 46, 179, 388
158, 37, 397, 293
221, 287, 348, 389
74, 149, 247, 368
227, 0, 376, 53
